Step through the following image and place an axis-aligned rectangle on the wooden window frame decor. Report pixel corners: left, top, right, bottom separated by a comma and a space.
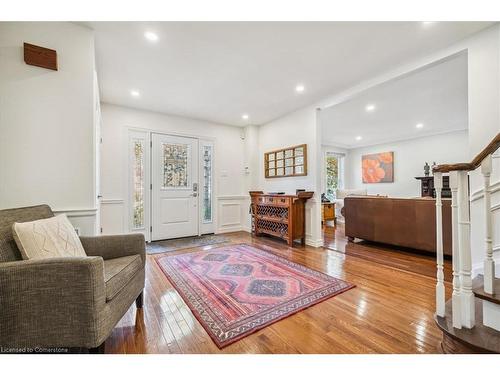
264, 144, 307, 178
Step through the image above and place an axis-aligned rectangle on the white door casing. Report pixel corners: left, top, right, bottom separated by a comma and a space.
152, 133, 199, 240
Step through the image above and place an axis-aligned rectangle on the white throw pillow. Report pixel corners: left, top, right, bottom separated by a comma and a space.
12, 214, 87, 260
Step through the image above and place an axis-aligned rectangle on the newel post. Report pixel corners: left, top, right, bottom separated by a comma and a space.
457, 170, 475, 328
434, 171, 445, 317
481, 154, 495, 294
449, 171, 462, 328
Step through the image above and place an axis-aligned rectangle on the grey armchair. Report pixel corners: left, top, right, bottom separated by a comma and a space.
0, 205, 145, 353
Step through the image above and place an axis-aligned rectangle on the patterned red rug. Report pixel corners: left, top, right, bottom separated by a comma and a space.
155, 243, 355, 348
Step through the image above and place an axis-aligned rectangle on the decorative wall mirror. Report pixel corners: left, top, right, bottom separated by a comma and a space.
264, 144, 307, 178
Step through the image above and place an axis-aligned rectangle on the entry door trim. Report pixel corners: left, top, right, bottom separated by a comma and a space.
126, 128, 216, 242
151, 133, 199, 241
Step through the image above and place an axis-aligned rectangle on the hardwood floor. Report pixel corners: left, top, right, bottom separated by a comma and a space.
107, 225, 451, 354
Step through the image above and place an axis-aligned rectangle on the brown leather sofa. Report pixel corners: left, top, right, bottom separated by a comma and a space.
344, 196, 452, 255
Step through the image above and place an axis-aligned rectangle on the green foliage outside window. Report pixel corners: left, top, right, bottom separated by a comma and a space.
326, 155, 339, 200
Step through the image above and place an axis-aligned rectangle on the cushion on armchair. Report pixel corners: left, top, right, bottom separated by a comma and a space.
12, 214, 86, 260
104, 254, 143, 302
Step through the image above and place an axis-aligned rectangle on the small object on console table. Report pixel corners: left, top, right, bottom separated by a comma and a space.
249, 191, 313, 247
415, 176, 451, 198
424, 162, 430, 176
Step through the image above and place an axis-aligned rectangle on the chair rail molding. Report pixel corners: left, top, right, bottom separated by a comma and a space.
52, 207, 98, 236
100, 198, 125, 205
470, 180, 500, 203
52, 207, 98, 217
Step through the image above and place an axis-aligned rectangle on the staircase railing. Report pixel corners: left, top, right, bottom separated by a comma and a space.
433, 133, 500, 329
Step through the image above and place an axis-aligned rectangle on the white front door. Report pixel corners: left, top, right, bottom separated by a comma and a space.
152, 133, 199, 240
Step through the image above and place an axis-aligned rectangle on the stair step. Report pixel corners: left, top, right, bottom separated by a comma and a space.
435, 298, 500, 353
472, 275, 500, 305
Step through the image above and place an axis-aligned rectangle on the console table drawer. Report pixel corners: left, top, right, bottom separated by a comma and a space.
263, 196, 289, 206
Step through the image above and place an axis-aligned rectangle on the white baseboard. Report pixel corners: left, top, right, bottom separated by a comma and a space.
472, 259, 500, 278
241, 226, 251, 233
216, 226, 244, 234
306, 237, 324, 248
483, 300, 500, 331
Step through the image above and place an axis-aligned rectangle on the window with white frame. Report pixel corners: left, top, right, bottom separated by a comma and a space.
202, 144, 213, 223
325, 152, 345, 200
132, 139, 145, 229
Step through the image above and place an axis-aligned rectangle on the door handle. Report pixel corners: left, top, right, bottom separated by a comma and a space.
191, 193, 198, 197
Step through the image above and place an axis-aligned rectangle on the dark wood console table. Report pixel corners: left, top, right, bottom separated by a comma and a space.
249, 191, 314, 247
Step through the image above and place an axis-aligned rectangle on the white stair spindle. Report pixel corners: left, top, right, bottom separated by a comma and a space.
457, 170, 475, 328
434, 172, 445, 317
449, 171, 462, 328
481, 154, 495, 294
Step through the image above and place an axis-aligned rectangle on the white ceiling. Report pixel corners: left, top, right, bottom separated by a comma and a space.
85, 22, 492, 127
320, 52, 468, 149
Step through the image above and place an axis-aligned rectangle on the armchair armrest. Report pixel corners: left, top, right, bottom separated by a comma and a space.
0, 256, 105, 348
80, 233, 145, 265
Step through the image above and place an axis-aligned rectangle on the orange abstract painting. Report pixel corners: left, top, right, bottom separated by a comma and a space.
362, 152, 394, 183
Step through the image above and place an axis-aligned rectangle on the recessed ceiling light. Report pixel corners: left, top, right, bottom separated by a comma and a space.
242, 114, 249, 120
130, 90, 140, 97
416, 123, 424, 129
365, 104, 376, 112
355, 136, 362, 141
295, 84, 305, 93
144, 31, 159, 42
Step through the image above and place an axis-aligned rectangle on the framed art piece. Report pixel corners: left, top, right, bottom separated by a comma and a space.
264, 144, 307, 178
362, 151, 394, 183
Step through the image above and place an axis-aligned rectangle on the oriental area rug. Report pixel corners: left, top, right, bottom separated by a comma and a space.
155, 243, 355, 348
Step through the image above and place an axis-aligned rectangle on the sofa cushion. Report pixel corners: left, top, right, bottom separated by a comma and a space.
0, 205, 54, 262
12, 214, 86, 260
336, 188, 367, 200
104, 254, 142, 302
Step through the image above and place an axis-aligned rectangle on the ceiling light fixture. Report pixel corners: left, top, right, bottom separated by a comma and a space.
144, 31, 159, 42
130, 90, 140, 97
295, 84, 305, 93
242, 114, 249, 120
416, 123, 424, 129
365, 104, 376, 112
355, 136, 362, 141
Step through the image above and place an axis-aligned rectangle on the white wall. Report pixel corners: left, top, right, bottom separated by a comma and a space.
344, 130, 469, 197
257, 106, 323, 247
100, 103, 249, 236
0, 22, 98, 235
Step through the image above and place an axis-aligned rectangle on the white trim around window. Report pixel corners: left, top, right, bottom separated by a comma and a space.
127, 129, 151, 241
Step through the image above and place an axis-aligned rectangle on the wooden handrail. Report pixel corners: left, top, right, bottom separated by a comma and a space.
433, 133, 500, 173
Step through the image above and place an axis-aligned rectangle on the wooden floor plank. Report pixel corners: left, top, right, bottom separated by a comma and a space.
106, 224, 448, 353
